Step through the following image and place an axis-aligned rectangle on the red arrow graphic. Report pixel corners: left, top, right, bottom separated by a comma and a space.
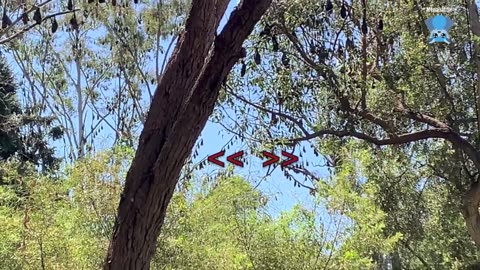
208, 150, 225, 167
281, 151, 298, 167
227, 151, 244, 167
262, 151, 279, 167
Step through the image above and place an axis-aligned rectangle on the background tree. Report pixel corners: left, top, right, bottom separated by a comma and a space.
0, 53, 59, 172
5, 0, 189, 161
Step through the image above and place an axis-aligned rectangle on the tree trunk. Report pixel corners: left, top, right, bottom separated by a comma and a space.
462, 181, 480, 248
464, 0, 480, 250
103, 0, 271, 269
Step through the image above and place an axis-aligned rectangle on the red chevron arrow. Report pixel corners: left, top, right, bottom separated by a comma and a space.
262, 151, 279, 167
281, 151, 298, 167
227, 151, 244, 167
208, 150, 225, 167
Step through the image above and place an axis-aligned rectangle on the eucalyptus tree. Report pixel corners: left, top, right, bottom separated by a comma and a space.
103, 0, 272, 269
4, 0, 188, 161
220, 0, 480, 268
0, 0, 272, 268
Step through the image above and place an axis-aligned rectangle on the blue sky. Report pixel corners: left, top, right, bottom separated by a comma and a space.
195, 121, 320, 217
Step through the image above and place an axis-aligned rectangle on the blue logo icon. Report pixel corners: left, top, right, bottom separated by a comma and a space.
425, 15, 454, 44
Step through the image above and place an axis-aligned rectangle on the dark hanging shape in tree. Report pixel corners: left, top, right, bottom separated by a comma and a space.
260, 24, 271, 37
70, 14, 79, 30
134, 0, 138, 4
271, 113, 278, 125
33, 8, 41, 24
67, 0, 73, 10
272, 36, 279, 52
88, 0, 94, 3
308, 14, 316, 26
22, 13, 28, 24
340, 4, 347, 18
325, 0, 333, 13
240, 61, 246, 77
338, 45, 344, 56
99, 0, 105, 4
281, 53, 289, 67
51, 18, 58, 33
377, 19, 383, 31
254, 48, 261, 65
112, 0, 116, 6
2, 13, 12, 29
346, 38, 354, 50
361, 18, 368, 34
388, 36, 394, 45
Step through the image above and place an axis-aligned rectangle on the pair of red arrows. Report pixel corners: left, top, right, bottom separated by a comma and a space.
207, 151, 244, 167
262, 151, 298, 167
207, 150, 298, 168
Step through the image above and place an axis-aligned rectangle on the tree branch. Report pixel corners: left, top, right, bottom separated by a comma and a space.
397, 102, 450, 129
289, 127, 459, 145
226, 86, 310, 136
0, 9, 79, 44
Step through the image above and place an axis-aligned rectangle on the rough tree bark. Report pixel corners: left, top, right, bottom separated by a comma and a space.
463, 0, 480, 249
103, 0, 272, 269
462, 181, 480, 248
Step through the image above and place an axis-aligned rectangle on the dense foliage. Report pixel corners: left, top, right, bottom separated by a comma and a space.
0, 148, 402, 270
218, 0, 480, 268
